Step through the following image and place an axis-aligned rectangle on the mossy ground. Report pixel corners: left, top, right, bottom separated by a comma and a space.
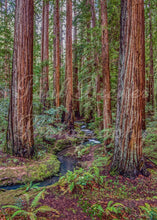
0, 128, 84, 187
0, 153, 60, 186
0, 116, 157, 219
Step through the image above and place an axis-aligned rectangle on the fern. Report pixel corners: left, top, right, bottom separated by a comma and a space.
139, 203, 157, 219
2, 189, 60, 219
106, 200, 125, 216
31, 189, 45, 208
35, 205, 60, 215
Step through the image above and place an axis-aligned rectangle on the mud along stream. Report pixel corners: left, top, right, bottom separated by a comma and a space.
0, 123, 101, 191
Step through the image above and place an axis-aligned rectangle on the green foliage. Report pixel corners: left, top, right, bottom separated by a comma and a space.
105, 200, 125, 216
79, 200, 104, 219
75, 144, 91, 158
79, 200, 125, 219
0, 98, 9, 150
27, 154, 60, 182
139, 203, 157, 220
87, 203, 105, 218
58, 165, 107, 193
0, 154, 60, 186
34, 106, 66, 127
2, 189, 60, 219
92, 156, 111, 169
20, 181, 40, 192
0, 1, 14, 96
143, 113, 157, 165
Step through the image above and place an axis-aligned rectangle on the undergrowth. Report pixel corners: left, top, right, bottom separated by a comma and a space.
2, 189, 59, 219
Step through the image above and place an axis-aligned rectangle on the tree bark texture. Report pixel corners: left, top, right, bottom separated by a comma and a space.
73, 0, 80, 119
7, 0, 34, 158
85, 0, 94, 122
59, 3, 64, 106
4, 0, 10, 98
56, 0, 60, 108
111, 0, 148, 178
90, 0, 102, 121
65, 0, 74, 130
40, 0, 49, 108
101, 0, 112, 130
148, 0, 154, 110
53, 2, 56, 106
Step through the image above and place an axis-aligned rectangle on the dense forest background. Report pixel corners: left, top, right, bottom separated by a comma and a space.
0, 0, 156, 119
0, 0, 157, 219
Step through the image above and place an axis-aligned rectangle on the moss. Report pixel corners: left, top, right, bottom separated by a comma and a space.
43, 137, 56, 146
0, 187, 42, 206
26, 155, 60, 182
0, 189, 25, 206
54, 137, 82, 153
0, 154, 60, 186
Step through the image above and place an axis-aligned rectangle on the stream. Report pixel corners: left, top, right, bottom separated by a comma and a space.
0, 122, 101, 191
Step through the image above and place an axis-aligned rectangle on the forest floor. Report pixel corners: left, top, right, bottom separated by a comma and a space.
0, 115, 157, 219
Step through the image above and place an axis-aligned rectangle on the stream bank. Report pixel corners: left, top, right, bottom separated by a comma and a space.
0, 122, 102, 191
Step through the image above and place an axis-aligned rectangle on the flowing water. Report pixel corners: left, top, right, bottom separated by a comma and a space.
0, 122, 101, 190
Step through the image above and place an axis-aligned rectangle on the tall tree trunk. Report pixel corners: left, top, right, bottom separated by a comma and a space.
7, 0, 34, 158
148, 0, 154, 111
65, 0, 74, 131
56, 0, 60, 108
60, 2, 64, 106
141, 0, 146, 130
90, 0, 102, 121
60, 3, 64, 68
73, 0, 80, 119
85, 0, 93, 122
40, 0, 49, 109
111, 0, 148, 178
101, 0, 112, 133
53, 2, 56, 106
4, 0, 10, 98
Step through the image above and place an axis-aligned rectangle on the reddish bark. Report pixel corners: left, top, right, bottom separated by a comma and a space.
111, 0, 148, 178
65, 0, 74, 130
56, 0, 60, 108
73, 0, 80, 119
101, 0, 112, 131
90, 0, 102, 121
40, 0, 49, 109
53, 2, 56, 106
7, 0, 34, 158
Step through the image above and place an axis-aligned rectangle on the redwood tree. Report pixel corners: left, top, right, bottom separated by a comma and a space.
53, 2, 56, 106
65, 0, 73, 130
40, 0, 49, 108
4, 0, 10, 98
90, 0, 102, 121
101, 0, 112, 131
55, 0, 60, 108
147, 0, 154, 111
7, 0, 34, 158
111, 0, 148, 178
73, 0, 80, 119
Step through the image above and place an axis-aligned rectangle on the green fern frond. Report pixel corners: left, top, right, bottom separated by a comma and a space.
35, 205, 60, 216
24, 212, 37, 220
31, 189, 45, 208
2, 205, 21, 210
107, 200, 114, 208
11, 210, 28, 219
112, 202, 125, 208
